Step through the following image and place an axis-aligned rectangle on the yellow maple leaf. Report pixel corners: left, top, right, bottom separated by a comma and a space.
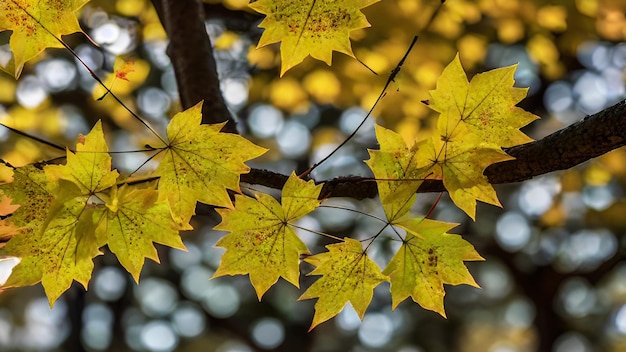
0, 0, 90, 78
249, 0, 379, 76
414, 118, 513, 220
428, 53, 539, 148
154, 101, 267, 223
366, 124, 424, 222
299, 238, 389, 330
213, 173, 319, 299
415, 54, 539, 219
383, 217, 484, 317
94, 184, 187, 283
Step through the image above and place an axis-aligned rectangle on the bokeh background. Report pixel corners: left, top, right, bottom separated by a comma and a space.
1, 0, 626, 351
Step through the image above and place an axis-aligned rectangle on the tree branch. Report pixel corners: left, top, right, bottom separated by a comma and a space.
242, 99, 626, 198
151, 0, 237, 133
488, 99, 626, 184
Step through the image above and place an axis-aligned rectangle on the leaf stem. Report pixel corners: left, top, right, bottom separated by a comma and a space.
299, 35, 420, 179
290, 224, 343, 242
318, 204, 388, 224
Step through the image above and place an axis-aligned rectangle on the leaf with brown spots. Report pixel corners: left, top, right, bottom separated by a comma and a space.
1, 180, 101, 305
250, 0, 379, 75
383, 218, 484, 317
153, 101, 266, 223
213, 173, 319, 300
416, 54, 539, 219
0, 0, 90, 78
0, 122, 115, 305
299, 238, 389, 330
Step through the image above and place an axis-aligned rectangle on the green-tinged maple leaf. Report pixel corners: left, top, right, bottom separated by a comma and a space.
383, 218, 484, 317
414, 119, 513, 220
299, 238, 389, 330
1, 122, 118, 305
213, 173, 319, 299
94, 184, 187, 283
413, 54, 539, 219
45, 120, 119, 194
154, 101, 267, 223
428, 53, 539, 148
249, 0, 379, 76
366, 124, 424, 222
0, 0, 89, 78
3, 180, 101, 305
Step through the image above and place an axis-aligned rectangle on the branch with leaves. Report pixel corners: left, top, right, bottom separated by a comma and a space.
243, 99, 626, 198
0, 0, 625, 332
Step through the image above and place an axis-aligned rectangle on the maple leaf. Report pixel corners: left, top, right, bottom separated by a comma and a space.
1, 122, 118, 305
414, 119, 513, 220
249, 0, 379, 76
213, 173, 319, 299
154, 101, 267, 223
93, 184, 187, 283
0, 0, 89, 78
299, 238, 389, 330
413, 54, 539, 219
114, 59, 135, 81
92, 57, 148, 100
383, 217, 484, 317
366, 124, 424, 222
427, 54, 539, 148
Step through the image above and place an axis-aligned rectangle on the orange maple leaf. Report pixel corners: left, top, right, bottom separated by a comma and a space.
114, 60, 135, 81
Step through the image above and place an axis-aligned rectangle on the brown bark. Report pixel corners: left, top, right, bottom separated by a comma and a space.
151, 0, 237, 133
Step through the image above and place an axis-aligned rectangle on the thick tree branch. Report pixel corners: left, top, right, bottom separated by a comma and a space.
488, 99, 626, 184
242, 99, 626, 198
151, 0, 237, 133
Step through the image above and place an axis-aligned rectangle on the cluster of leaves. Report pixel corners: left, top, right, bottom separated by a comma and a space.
0, 0, 539, 329
0, 104, 265, 304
